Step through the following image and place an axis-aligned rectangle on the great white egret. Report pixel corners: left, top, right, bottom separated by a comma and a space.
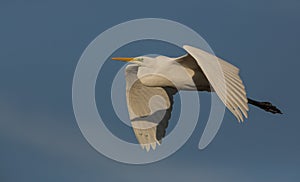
112, 45, 282, 151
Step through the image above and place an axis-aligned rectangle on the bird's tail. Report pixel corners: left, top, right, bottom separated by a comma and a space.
247, 98, 282, 114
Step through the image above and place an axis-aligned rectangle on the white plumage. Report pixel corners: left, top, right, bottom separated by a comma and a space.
112, 45, 281, 151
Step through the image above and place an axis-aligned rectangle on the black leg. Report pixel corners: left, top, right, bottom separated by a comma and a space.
248, 98, 282, 114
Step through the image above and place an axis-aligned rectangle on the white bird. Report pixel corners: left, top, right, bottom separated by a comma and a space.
112, 45, 282, 151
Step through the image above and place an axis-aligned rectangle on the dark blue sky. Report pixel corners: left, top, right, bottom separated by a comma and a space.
1, 0, 299, 181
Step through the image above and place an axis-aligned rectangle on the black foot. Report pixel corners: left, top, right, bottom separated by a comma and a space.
248, 98, 282, 114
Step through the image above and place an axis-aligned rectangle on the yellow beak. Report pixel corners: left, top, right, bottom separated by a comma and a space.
111, 57, 134, 62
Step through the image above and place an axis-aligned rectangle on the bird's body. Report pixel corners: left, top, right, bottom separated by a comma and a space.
112, 45, 282, 151
137, 55, 210, 91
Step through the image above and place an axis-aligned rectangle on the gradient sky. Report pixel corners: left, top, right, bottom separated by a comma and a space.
1, 0, 300, 181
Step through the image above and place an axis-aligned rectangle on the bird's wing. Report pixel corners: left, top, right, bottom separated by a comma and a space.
125, 64, 177, 151
181, 45, 248, 122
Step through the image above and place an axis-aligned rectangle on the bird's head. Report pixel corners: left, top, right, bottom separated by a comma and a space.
111, 56, 155, 67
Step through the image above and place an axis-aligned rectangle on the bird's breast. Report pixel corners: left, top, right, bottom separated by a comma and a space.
137, 61, 209, 90
138, 72, 198, 90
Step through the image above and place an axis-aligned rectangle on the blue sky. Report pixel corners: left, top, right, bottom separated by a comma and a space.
1, 0, 299, 181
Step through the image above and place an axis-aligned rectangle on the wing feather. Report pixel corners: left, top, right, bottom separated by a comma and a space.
125, 64, 176, 151
182, 45, 248, 122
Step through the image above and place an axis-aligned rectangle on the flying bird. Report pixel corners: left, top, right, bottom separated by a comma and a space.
112, 45, 282, 151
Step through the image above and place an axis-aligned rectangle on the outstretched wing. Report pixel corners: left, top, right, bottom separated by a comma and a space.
181, 45, 248, 122
125, 64, 177, 151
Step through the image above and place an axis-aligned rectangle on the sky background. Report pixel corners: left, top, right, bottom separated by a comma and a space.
1, 0, 300, 181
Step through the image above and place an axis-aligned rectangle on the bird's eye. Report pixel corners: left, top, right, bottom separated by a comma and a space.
137, 58, 144, 61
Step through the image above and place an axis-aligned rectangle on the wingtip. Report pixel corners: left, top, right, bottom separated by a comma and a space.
182, 45, 193, 50
150, 143, 156, 150
145, 144, 150, 152
139, 141, 160, 152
